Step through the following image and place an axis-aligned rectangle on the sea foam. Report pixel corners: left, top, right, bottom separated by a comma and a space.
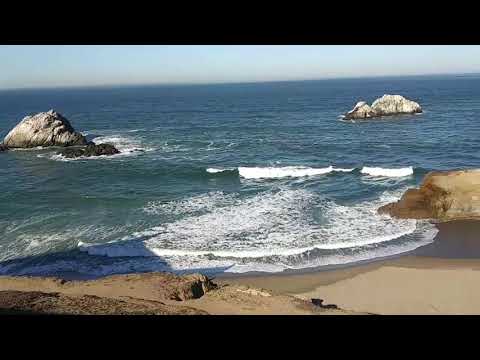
92, 135, 154, 155
206, 168, 237, 174
238, 166, 334, 179
77, 186, 436, 274
234, 166, 354, 179
42, 134, 155, 161
207, 165, 413, 179
2, 188, 438, 277
361, 166, 414, 177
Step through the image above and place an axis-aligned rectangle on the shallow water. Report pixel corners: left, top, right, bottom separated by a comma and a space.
1, 75, 480, 276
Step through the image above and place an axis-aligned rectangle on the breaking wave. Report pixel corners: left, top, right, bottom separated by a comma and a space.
206, 165, 414, 179
75, 187, 437, 274
206, 166, 354, 179
361, 166, 414, 177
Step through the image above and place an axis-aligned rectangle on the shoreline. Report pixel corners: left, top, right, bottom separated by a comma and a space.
215, 220, 480, 314
217, 219, 480, 279
1, 219, 479, 314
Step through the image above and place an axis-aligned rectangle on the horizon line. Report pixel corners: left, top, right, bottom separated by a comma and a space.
1, 71, 480, 92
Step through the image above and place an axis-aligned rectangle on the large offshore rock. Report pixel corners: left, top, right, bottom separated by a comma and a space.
371, 94, 422, 116
3, 110, 87, 148
343, 95, 422, 120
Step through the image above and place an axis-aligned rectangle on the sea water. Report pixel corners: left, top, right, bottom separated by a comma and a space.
1, 75, 479, 277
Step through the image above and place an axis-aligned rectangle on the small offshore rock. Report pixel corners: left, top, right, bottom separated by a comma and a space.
344, 101, 376, 119
58, 143, 120, 158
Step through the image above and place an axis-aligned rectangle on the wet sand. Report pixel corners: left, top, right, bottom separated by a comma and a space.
218, 220, 480, 314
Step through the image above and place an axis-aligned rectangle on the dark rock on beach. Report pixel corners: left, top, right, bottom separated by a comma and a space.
344, 94, 422, 120
58, 143, 120, 158
311, 298, 339, 309
0, 144, 8, 152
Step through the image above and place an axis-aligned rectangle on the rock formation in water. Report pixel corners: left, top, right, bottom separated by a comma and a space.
3, 110, 88, 148
344, 101, 377, 119
1, 109, 122, 157
344, 95, 422, 120
58, 143, 120, 158
378, 169, 480, 221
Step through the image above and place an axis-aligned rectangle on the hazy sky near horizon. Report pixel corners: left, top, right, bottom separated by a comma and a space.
1, 45, 480, 89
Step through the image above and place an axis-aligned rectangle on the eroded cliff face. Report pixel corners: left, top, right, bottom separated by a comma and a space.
378, 169, 480, 221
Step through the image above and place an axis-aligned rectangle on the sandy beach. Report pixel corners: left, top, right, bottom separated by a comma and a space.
216, 220, 480, 315
218, 256, 480, 314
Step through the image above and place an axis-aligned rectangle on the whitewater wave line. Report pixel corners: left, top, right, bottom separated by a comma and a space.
206, 165, 414, 179
78, 226, 421, 259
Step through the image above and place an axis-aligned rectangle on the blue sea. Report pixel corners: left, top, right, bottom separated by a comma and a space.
1, 75, 480, 277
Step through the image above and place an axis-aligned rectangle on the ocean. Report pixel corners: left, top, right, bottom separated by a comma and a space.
1, 75, 480, 277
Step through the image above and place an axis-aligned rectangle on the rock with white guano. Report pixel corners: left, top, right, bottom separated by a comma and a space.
371, 94, 422, 116
343, 94, 422, 120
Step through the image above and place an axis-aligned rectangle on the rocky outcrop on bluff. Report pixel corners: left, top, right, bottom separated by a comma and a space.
0, 272, 354, 315
0, 290, 208, 315
58, 143, 120, 158
344, 95, 422, 120
378, 169, 480, 221
0, 272, 216, 315
80, 272, 218, 301
3, 110, 87, 148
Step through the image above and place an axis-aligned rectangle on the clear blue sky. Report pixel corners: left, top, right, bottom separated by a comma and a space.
1, 45, 480, 89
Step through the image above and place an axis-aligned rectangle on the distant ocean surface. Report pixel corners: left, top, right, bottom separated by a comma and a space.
1, 75, 480, 277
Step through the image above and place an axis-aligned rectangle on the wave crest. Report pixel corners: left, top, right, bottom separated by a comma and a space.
206, 168, 237, 174
361, 166, 414, 177
207, 166, 415, 179
238, 166, 333, 179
